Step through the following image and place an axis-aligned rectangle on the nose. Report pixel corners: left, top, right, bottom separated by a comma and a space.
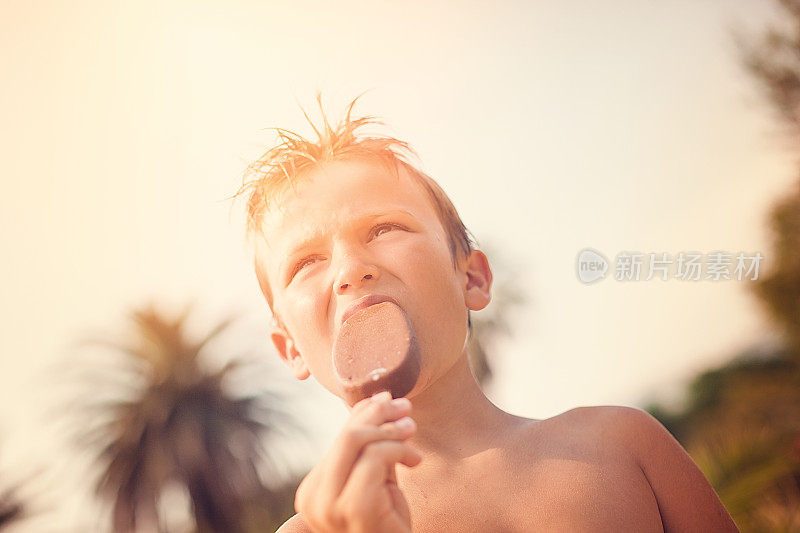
334, 254, 380, 294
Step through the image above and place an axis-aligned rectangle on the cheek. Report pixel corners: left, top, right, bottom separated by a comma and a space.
397, 239, 468, 361
282, 285, 330, 360
404, 239, 462, 306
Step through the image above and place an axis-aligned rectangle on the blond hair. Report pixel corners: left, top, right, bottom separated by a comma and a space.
231, 93, 476, 310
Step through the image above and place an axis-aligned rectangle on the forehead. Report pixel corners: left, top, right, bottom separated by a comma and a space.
258, 157, 440, 258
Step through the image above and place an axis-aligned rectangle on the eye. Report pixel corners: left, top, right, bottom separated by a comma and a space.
290, 255, 323, 281
371, 223, 405, 239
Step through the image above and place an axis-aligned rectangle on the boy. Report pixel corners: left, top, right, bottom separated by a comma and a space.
234, 97, 739, 532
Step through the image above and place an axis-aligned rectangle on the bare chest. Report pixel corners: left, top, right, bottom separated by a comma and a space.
401, 456, 663, 532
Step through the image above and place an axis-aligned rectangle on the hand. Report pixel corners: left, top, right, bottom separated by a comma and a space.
294, 390, 422, 533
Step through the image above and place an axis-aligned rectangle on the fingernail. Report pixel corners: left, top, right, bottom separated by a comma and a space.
392, 397, 411, 408
395, 417, 414, 430
371, 390, 392, 402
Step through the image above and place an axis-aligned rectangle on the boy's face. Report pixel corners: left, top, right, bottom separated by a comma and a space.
256, 157, 491, 402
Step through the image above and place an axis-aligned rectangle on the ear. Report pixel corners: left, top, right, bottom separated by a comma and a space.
269, 323, 311, 380
462, 249, 493, 311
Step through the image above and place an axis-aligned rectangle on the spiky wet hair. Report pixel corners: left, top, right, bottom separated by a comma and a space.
231, 93, 476, 310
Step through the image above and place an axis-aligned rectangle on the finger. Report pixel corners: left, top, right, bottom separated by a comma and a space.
351, 390, 392, 413
350, 393, 412, 427
378, 416, 416, 438
336, 395, 412, 462
337, 441, 422, 521
295, 395, 413, 526
322, 407, 417, 498
353, 440, 423, 481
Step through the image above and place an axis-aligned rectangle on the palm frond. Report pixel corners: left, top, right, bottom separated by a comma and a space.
70, 300, 302, 532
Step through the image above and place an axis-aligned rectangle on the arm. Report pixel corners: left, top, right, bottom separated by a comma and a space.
613, 407, 739, 532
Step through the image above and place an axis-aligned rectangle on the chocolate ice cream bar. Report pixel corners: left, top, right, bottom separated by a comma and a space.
332, 301, 421, 407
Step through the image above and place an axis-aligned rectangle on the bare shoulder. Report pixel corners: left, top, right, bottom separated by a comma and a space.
508, 405, 653, 485
563, 404, 654, 447
524, 404, 647, 456
501, 407, 665, 531
275, 513, 313, 533
555, 403, 644, 427
544, 405, 739, 532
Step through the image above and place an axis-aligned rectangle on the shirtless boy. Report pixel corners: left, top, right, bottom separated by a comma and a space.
235, 97, 739, 532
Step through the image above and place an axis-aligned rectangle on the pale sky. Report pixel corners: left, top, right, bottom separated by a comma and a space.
1, 1, 796, 530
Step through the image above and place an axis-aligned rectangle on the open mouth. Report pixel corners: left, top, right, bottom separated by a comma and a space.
340, 294, 401, 327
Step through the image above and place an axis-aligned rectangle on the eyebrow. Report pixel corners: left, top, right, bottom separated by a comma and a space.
280, 209, 417, 278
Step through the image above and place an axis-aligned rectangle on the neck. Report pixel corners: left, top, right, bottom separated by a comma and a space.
404, 351, 521, 463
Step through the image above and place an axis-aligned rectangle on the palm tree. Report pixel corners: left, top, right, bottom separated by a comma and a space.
645, 345, 800, 531
0, 483, 24, 531
738, 0, 800, 358
642, 5, 800, 529
72, 300, 302, 532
